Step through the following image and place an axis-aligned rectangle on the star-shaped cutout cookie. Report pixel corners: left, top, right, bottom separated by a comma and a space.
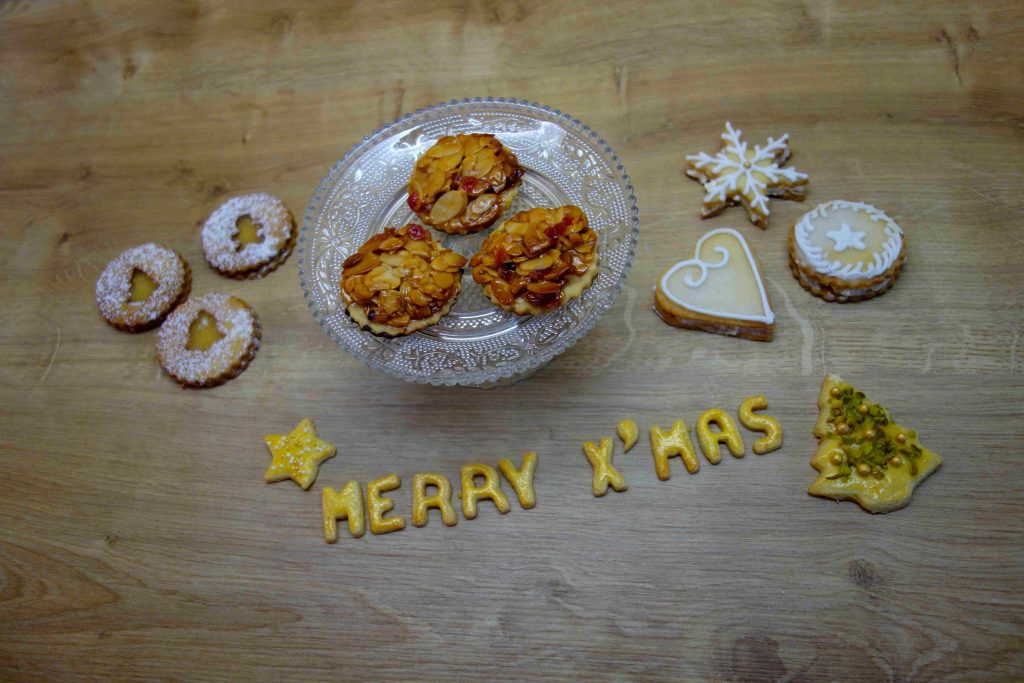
264, 418, 337, 489
685, 121, 809, 229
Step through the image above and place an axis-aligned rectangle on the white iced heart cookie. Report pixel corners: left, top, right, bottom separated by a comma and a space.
789, 200, 906, 303
654, 228, 775, 341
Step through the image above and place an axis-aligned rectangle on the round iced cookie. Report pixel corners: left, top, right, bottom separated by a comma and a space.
201, 193, 295, 279
407, 133, 524, 235
156, 293, 261, 388
340, 223, 468, 337
789, 200, 906, 303
95, 243, 191, 332
470, 205, 598, 316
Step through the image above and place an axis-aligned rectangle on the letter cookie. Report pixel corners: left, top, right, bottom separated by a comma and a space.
789, 200, 906, 303
411, 473, 457, 528
367, 474, 405, 534
738, 396, 783, 454
696, 409, 745, 463
201, 193, 295, 279
498, 452, 538, 510
617, 419, 639, 453
582, 436, 627, 496
264, 418, 337, 490
95, 243, 191, 332
460, 464, 511, 519
650, 420, 699, 478
322, 480, 366, 542
808, 374, 943, 513
685, 121, 809, 229
654, 228, 775, 341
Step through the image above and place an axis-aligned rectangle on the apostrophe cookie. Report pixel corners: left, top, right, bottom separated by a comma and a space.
95, 243, 191, 332
789, 200, 906, 303
156, 293, 261, 388
685, 121, 809, 229
340, 224, 468, 337
617, 419, 639, 453
808, 374, 942, 513
654, 228, 775, 341
264, 418, 337, 490
470, 205, 598, 315
201, 193, 295, 279
408, 133, 524, 235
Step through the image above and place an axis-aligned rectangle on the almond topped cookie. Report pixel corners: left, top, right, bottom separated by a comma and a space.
407, 133, 523, 235
340, 224, 468, 337
470, 205, 598, 316
95, 243, 191, 332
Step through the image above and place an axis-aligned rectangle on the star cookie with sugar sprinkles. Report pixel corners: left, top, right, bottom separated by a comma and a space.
264, 418, 337, 490
686, 121, 809, 229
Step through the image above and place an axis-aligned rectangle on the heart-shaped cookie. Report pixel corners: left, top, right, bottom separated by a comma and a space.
654, 228, 775, 341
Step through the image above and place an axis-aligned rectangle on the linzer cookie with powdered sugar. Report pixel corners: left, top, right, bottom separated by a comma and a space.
156, 293, 261, 388
789, 200, 906, 303
95, 243, 191, 332
201, 193, 295, 279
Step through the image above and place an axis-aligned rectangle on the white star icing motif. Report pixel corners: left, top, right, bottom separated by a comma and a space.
686, 121, 809, 229
825, 223, 867, 252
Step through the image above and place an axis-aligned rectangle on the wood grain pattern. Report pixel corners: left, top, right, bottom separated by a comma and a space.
1, 1, 1022, 680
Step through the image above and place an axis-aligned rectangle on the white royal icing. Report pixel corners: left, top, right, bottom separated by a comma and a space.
660, 228, 774, 324
794, 200, 903, 279
685, 121, 808, 220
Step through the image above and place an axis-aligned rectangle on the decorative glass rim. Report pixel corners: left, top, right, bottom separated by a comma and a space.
298, 97, 640, 386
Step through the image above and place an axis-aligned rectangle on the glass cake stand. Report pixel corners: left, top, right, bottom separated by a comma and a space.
298, 97, 639, 386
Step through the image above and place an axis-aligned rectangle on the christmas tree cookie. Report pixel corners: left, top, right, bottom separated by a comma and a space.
808, 374, 942, 513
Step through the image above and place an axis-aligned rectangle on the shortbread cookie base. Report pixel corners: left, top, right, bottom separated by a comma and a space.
653, 286, 774, 342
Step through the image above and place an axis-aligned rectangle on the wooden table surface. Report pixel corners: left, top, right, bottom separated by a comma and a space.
2, 1, 1022, 680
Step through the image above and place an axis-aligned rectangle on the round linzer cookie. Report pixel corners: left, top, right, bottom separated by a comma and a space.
340, 223, 468, 337
201, 193, 295, 279
789, 200, 906, 303
95, 243, 191, 332
407, 133, 524, 235
156, 293, 261, 388
470, 205, 599, 315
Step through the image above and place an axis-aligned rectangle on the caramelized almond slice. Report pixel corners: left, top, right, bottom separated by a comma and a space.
518, 251, 557, 273
441, 250, 468, 269
378, 237, 404, 252
368, 271, 401, 291
429, 190, 468, 224
431, 271, 455, 290
408, 288, 433, 307
379, 252, 406, 267
342, 251, 381, 276
427, 138, 462, 158
378, 289, 402, 315
489, 279, 515, 306
388, 313, 412, 327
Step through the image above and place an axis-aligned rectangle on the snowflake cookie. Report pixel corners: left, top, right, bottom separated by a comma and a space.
685, 121, 809, 229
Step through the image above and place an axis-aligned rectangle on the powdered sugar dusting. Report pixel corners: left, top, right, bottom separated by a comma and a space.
95, 243, 187, 328
156, 293, 259, 385
201, 193, 293, 273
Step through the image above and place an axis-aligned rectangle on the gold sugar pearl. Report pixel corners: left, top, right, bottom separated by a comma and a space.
896, 433, 907, 444
830, 453, 844, 466
836, 423, 851, 436
830, 387, 841, 398
858, 404, 869, 415
856, 463, 872, 477
864, 428, 877, 440
889, 456, 904, 468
